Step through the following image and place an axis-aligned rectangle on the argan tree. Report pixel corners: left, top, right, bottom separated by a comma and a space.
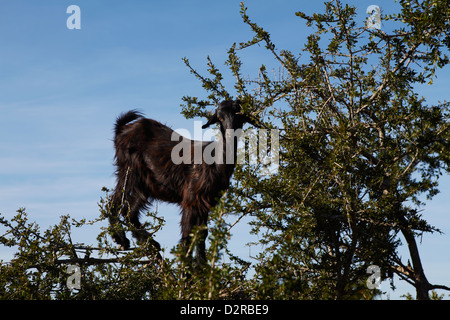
1, 0, 449, 300
182, 0, 450, 299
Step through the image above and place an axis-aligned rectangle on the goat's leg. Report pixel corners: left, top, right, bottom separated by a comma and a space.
126, 190, 161, 253
109, 217, 130, 250
108, 171, 145, 251
196, 228, 208, 264
127, 194, 149, 244
108, 189, 130, 250
196, 213, 209, 264
129, 207, 161, 253
129, 214, 150, 245
180, 207, 208, 264
180, 208, 194, 260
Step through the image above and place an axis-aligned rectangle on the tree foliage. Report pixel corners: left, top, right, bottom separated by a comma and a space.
182, 0, 450, 299
1, 0, 450, 300
0, 190, 251, 300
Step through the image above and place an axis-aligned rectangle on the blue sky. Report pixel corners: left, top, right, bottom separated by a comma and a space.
0, 0, 449, 299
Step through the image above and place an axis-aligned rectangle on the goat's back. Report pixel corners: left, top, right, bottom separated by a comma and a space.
113, 112, 234, 207
114, 116, 192, 203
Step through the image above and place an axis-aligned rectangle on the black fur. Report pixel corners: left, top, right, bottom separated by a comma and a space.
108, 100, 257, 263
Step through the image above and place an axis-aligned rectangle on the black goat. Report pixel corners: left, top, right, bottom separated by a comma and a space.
108, 100, 257, 263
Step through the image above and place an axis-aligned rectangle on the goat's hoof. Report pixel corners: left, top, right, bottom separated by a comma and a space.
150, 238, 161, 252
115, 238, 130, 251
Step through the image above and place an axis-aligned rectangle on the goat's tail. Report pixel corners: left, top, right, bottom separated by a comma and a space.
114, 110, 143, 137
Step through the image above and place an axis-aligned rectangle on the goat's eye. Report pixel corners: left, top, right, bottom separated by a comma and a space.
218, 115, 224, 121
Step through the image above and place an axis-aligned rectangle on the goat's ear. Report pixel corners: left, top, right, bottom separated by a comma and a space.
202, 113, 219, 129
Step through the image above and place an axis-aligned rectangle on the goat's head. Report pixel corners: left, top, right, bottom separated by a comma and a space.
202, 100, 259, 132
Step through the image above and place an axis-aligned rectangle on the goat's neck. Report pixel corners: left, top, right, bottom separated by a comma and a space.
217, 128, 240, 170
